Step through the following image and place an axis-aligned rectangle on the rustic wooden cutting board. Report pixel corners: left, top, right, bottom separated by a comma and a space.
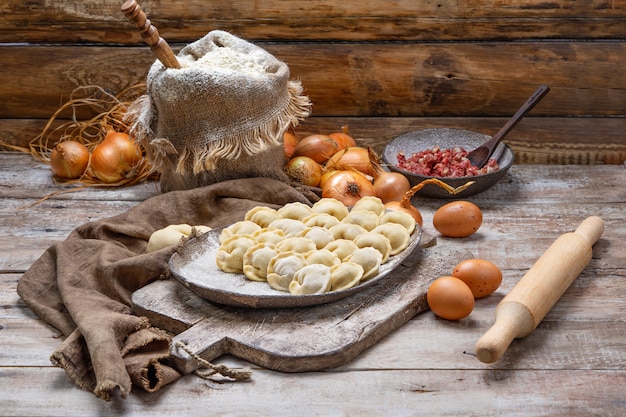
132, 234, 463, 374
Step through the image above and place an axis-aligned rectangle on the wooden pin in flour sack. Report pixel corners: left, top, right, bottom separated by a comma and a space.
474, 216, 604, 363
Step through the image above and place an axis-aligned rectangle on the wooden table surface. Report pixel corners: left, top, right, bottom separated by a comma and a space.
1, 152, 624, 416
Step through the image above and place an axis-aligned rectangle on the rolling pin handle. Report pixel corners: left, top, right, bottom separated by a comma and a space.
475, 301, 535, 363
574, 216, 604, 247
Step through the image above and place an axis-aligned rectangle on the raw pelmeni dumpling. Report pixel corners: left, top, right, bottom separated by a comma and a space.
268, 218, 307, 237
251, 227, 286, 245
324, 238, 359, 261
345, 247, 384, 280
276, 236, 317, 253
215, 234, 257, 273
302, 212, 340, 229
379, 210, 417, 235
242, 243, 279, 282
311, 197, 349, 220
277, 202, 313, 220
245, 206, 281, 227
267, 251, 307, 292
341, 209, 380, 231
219, 220, 262, 243
288, 264, 332, 295
353, 231, 392, 262
297, 226, 334, 250
352, 196, 386, 217
147, 224, 211, 252
329, 222, 367, 241
305, 249, 341, 267
373, 223, 411, 255
329, 262, 364, 291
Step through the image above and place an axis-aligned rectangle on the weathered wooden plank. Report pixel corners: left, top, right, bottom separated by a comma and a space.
1, 0, 625, 43
3, 116, 624, 164
1, 42, 624, 119
2, 153, 623, 203
0, 367, 624, 417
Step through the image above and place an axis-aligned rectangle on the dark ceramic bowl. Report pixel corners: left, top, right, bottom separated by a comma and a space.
382, 128, 514, 199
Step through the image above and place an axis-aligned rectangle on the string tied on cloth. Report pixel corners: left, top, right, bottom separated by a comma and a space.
126, 30, 312, 192
172, 340, 253, 381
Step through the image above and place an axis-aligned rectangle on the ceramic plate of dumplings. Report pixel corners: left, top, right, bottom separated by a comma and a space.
169, 219, 423, 309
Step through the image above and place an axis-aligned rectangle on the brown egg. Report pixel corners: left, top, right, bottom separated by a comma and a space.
426, 276, 474, 320
452, 259, 502, 298
432, 201, 482, 238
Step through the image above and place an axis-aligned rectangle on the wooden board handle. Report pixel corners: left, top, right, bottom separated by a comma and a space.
121, 0, 181, 69
474, 216, 604, 363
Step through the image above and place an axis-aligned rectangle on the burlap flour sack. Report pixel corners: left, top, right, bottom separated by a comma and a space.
128, 30, 311, 192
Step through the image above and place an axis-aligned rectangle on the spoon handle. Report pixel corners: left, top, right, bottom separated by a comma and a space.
121, 0, 181, 69
487, 84, 551, 148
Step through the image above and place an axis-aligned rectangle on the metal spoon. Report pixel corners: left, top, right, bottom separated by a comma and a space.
467, 84, 550, 168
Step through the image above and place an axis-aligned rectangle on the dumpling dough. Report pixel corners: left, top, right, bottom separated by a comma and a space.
252, 227, 286, 245
352, 196, 386, 217
329, 222, 367, 241
216, 234, 257, 273
289, 264, 332, 295
305, 249, 341, 267
245, 206, 281, 227
297, 226, 334, 250
353, 231, 392, 262
267, 251, 307, 292
373, 222, 411, 255
277, 202, 313, 220
302, 212, 340, 229
268, 218, 307, 237
276, 237, 317, 253
330, 262, 364, 291
345, 247, 384, 280
379, 210, 417, 235
219, 220, 261, 243
311, 197, 349, 220
324, 238, 359, 261
341, 209, 380, 231
242, 243, 279, 282
147, 224, 211, 252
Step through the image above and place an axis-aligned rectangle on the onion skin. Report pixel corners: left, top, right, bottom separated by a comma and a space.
373, 171, 411, 203
50, 140, 90, 179
285, 156, 323, 187
325, 146, 374, 177
321, 170, 376, 207
291, 134, 339, 164
284, 131, 298, 159
90, 131, 142, 183
328, 125, 357, 150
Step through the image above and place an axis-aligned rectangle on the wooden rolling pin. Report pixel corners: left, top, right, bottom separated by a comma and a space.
474, 215, 604, 363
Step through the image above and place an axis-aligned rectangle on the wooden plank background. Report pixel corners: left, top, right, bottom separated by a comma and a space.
0, 0, 624, 164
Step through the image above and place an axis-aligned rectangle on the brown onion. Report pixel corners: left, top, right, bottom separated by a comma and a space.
322, 170, 376, 207
328, 125, 357, 151
283, 131, 298, 159
325, 146, 374, 177
373, 171, 411, 203
291, 134, 339, 164
50, 140, 90, 179
90, 131, 142, 183
285, 156, 323, 187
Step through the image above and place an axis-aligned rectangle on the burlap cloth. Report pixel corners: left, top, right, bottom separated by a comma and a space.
129, 30, 312, 192
17, 178, 318, 400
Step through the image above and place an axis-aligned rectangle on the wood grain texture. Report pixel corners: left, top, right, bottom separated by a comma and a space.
1, 0, 624, 43
2, 42, 624, 119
